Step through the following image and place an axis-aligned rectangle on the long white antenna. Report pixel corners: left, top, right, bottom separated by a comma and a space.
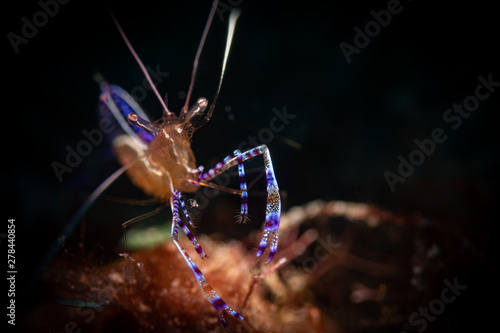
203, 9, 241, 124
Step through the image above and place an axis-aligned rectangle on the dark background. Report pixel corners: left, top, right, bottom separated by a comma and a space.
3, 0, 499, 332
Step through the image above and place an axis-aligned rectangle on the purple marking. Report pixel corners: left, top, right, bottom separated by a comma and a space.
173, 190, 206, 259
198, 145, 281, 263
99, 84, 154, 144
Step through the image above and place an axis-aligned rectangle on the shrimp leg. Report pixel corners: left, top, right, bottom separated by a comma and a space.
170, 190, 243, 330
198, 145, 281, 263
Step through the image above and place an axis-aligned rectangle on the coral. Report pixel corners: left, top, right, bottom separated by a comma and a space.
25, 235, 336, 332
24, 199, 485, 332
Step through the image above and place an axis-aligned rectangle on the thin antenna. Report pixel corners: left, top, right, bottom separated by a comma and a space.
108, 8, 174, 117
29, 159, 134, 292
202, 9, 241, 126
183, 0, 219, 113
28, 143, 168, 292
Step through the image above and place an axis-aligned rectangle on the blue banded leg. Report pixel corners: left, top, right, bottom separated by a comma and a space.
198, 145, 281, 263
196, 150, 249, 223
198, 151, 237, 181
173, 190, 206, 259
177, 189, 196, 228
170, 192, 243, 330
235, 150, 249, 223
253, 146, 280, 263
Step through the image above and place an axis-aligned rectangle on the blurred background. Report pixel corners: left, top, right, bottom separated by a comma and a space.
4, 0, 499, 331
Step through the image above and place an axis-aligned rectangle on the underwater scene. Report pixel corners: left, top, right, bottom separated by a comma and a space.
4, 0, 498, 332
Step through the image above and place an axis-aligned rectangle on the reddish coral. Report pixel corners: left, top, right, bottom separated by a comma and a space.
25, 235, 336, 333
